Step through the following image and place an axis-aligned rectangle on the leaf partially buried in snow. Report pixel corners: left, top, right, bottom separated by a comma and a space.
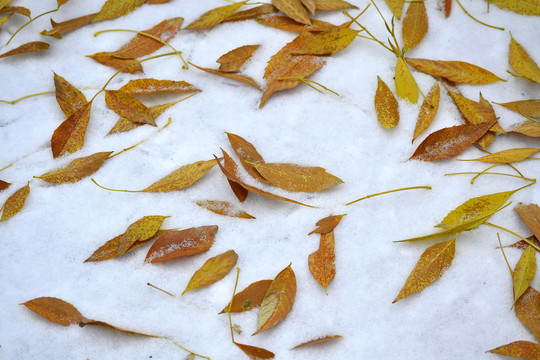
292, 335, 342, 349
490, 0, 540, 16
488, 341, 540, 359
21, 297, 85, 326
300, 0, 316, 15
316, 0, 357, 11
108, 99, 182, 134
460, 148, 540, 164
221, 150, 249, 202
119, 78, 198, 95
395, 57, 418, 103
272, 0, 311, 25
254, 263, 296, 335
105, 91, 155, 126
515, 286, 540, 342
36, 152, 112, 184
54, 73, 87, 117
116, 215, 168, 256
226, 132, 268, 183
510, 121, 540, 137
223, 4, 277, 22
88, 52, 142, 73
509, 35, 540, 84
513, 245, 536, 304
412, 83, 440, 142
402, 1, 428, 52
217, 45, 260, 73
51, 101, 93, 158
145, 225, 218, 263
0, 41, 49, 58
92, 0, 146, 23
182, 250, 238, 294
384, 0, 404, 19
221, 280, 272, 313
293, 27, 359, 55
309, 231, 336, 294
0, 182, 29, 221
375, 76, 399, 130
393, 238, 455, 303
196, 200, 255, 219
257, 15, 337, 32
515, 203, 540, 240
234, 342, 275, 359
497, 99, 540, 118
406, 58, 505, 84
308, 214, 346, 235
186, 1, 246, 30
190, 62, 261, 89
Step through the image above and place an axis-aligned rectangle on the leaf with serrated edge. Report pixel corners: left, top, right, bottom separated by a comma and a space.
186, 1, 246, 29
461, 148, 540, 164
51, 101, 92, 158
182, 250, 238, 294
395, 57, 418, 103
254, 263, 296, 335
54, 73, 87, 117
257, 15, 336, 32
490, 0, 540, 16
393, 238, 455, 303
510, 35, 540, 84
316, 0, 357, 11
105, 91, 155, 126
119, 79, 198, 95
190, 63, 260, 89
1, 182, 29, 221
0, 180, 10, 191
0, 41, 49, 58
273, 0, 311, 25
292, 335, 342, 349
37, 152, 112, 184
92, 0, 146, 23
142, 159, 219, 192
309, 231, 335, 294
375, 76, 399, 130
511, 121, 540, 137
513, 245, 536, 303
384, 0, 404, 19
413, 83, 440, 142
221, 280, 272, 313
293, 27, 358, 55
22, 297, 85, 326
87, 52, 142, 73
406, 58, 505, 84
234, 342, 275, 359
217, 45, 260, 72
223, 4, 277, 22
196, 200, 255, 219
488, 341, 540, 359
515, 203, 540, 240
498, 99, 540, 118
108, 100, 181, 134
309, 214, 346, 235
402, 1, 428, 52
515, 286, 540, 342
117, 216, 168, 255
226, 132, 268, 183
144, 225, 218, 263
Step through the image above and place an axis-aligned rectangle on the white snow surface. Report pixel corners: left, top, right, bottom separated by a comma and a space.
0, 1, 539, 359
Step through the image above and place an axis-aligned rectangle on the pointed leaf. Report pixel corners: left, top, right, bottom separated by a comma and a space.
0, 41, 49, 58
515, 203, 540, 240
0, 0, 12, 9
108, 100, 181, 134
51, 101, 92, 158
510, 121, 540, 137
505, 236, 540, 252
301, 0, 316, 15
385, 0, 404, 19
447, 89, 503, 133
36, 152, 112, 184
395, 57, 418, 103
79, 319, 158, 337
234, 342, 275, 359
272, 0, 311, 25
119, 79, 198, 95
442, 0, 452, 17
217, 45, 260, 72
413, 83, 440, 142
490, 0, 540, 16
375, 76, 399, 130
513, 245, 536, 303
256, 15, 337, 32
515, 286, 540, 342
254, 263, 296, 334
196, 200, 255, 219
402, 1, 428, 52
0, 6, 31, 17
1, 182, 29, 221
488, 341, 540, 359
316, 0, 357, 11
223, 4, 278, 22
190, 63, 261, 90
182, 250, 238, 294
221, 280, 272, 313
41, 13, 98, 38
0, 14, 12, 29
145, 225, 218, 263
117, 215, 168, 255
54, 73, 87, 117
88, 52, 143, 73
22, 297, 85, 326
308, 231, 335, 294
497, 99, 540, 118
0, 180, 10, 191
309, 214, 346, 235
92, 0, 146, 23
142, 158, 219, 192
105, 90, 155, 126
406, 58, 505, 84
186, 1, 246, 30
226, 132, 268, 183
293, 27, 358, 55
509, 36, 540, 84
292, 335, 342, 349
397, 216, 490, 242
462, 148, 540, 164
393, 238, 455, 303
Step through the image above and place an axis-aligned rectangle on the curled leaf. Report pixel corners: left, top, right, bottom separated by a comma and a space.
36, 152, 112, 184
0, 182, 30, 221
182, 250, 238, 294
0, 6, 30, 18
0, 42, 49, 58
196, 200, 255, 219
375, 76, 399, 130
21, 297, 85, 326
406, 58, 505, 84
221, 280, 272, 313
413, 83, 440, 142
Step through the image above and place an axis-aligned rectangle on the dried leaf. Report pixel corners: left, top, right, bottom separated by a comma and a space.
119, 79, 198, 95
190, 62, 261, 90
78, 319, 156, 337
0, 14, 11, 29
92, 0, 146, 23
301, 0, 316, 15
36, 152, 112, 184
21, 297, 85, 326
254, 263, 296, 335
506, 236, 540, 252
87, 52, 143, 73
256, 15, 336, 32
105, 90, 155, 126
0, 41, 49, 58
446, 89, 504, 133
54, 73, 87, 117
272, 0, 311, 25
117, 215, 168, 256
509, 35, 540, 84
0, 182, 29, 221
315, 0, 357, 11
292, 335, 342, 349
41, 13, 98, 38
217, 45, 260, 72
308, 214, 346, 235
490, 0, 540, 16
308, 231, 335, 294
142, 158, 219, 192
515, 286, 540, 342
0, 180, 10, 191
393, 238, 455, 303
497, 99, 540, 118
196, 200, 255, 219
413, 83, 440, 142
182, 250, 238, 294
402, 1, 428, 52
144, 225, 218, 263
395, 57, 418, 103
385, 0, 404, 19
234, 342, 275, 359
226, 132, 268, 183
186, 1, 246, 30
488, 341, 540, 359
375, 76, 399, 130
223, 4, 278, 22
293, 27, 359, 55
406, 58, 505, 84
221, 280, 272, 313
0, 6, 31, 17
462, 148, 540, 163
515, 203, 540, 241
223, 150, 249, 202
108, 100, 181, 134
510, 121, 540, 137
0, 0, 12, 9
249, 162, 343, 192
513, 245, 536, 303
443, 0, 452, 17
57, 0, 70, 7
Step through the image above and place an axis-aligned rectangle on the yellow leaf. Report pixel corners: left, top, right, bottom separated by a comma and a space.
117, 215, 169, 255
446, 89, 504, 133
509, 35, 540, 84
460, 148, 540, 164
190, 62, 261, 90
315, 0, 357, 11
226, 132, 268, 183
384, 0, 404, 19
308, 231, 336, 294
515, 203, 540, 244
223, 4, 277, 23
234, 342, 275, 359
272, 0, 311, 25
490, 0, 540, 16
402, 1, 428, 52
395, 57, 418, 103
406, 58, 505, 84
488, 341, 540, 359
513, 245, 536, 303
375, 76, 399, 130
497, 99, 540, 118
293, 27, 359, 55
412, 83, 440, 142
0, 0, 13, 9
196, 200, 255, 219
105, 91, 155, 126
0, 41, 49, 58
92, 0, 146, 23
217, 45, 260, 73
393, 238, 455, 303
36, 152, 113, 184
182, 250, 238, 294
54, 73, 87, 117
510, 121, 540, 137
1, 182, 30, 221
51, 101, 93, 158
108, 100, 181, 134
515, 286, 540, 342
186, 1, 246, 30
143, 159, 219, 192
21, 297, 85, 326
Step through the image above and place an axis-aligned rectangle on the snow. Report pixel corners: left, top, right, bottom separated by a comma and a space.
0, 0, 539, 359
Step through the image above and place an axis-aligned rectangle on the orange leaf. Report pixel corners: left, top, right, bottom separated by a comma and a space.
254, 263, 296, 334
510, 121, 540, 137
87, 52, 143, 73
497, 99, 540, 118
21, 297, 85, 326
308, 231, 336, 294
515, 286, 540, 342
384, 0, 404, 19
257, 15, 337, 32
0, 41, 49, 58
222, 150, 249, 202
292, 335, 342, 349
217, 45, 260, 72
92, 0, 146, 23
226, 132, 268, 183
308, 214, 346, 235
221, 280, 272, 313
402, 1, 428, 52
406, 58, 505, 84
293, 27, 359, 55
145, 225, 218, 263
108, 100, 181, 134
117, 215, 168, 256
509, 35, 540, 84
234, 342, 275, 359
196, 200, 255, 219
54, 73, 87, 117
186, 1, 246, 30
0, 182, 29, 221
490, 0, 540, 15
316, 0, 357, 11
443, 0, 452, 17
272, 0, 311, 25
515, 203, 540, 241
375, 76, 399, 130
223, 4, 278, 22
36, 151, 112, 184
142, 158, 219, 192
488, 340, 540, 359
79, 319, 157, 337
505, 236, 540, 252
190, 62, 261, 89
182, 250, 238, 294
105, 90, 155, 126
446, 89, 503, 133
0, 180, 10, 191
41, 13, 98, 38
119, 78, 198, 95
413, 83, 440, 142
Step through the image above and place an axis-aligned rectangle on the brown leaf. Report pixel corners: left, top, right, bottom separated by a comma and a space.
105, 90, 155, 126
0, 0, 11, 9
515, 203, 540, 240
256, 15, 337, 32
87, 52, 143, 73
446, 89, 504, 133
145, 225, 218, 263
491, 0, 540, 16
196, 200, 255, 219
51, 101, 92, 158
0, 14, 12, 29
505, 236, 540, 252
0, 41, 49, 58
443, 0, 452, 17
515, 286, 540, 342
395, 57, 419, 103
108, 100, 181, 134
223, 4, 278, 22
375, 76, 399, 130
186, 1, 246, 30
406, 58, 505, 84
217, 45, 260, 72
402, 1, 428, 52
308, 231, 336, 294
316, 0, 358, 11
0, 6, 30, 17
142, 159, 219, 192
413, 83, 440, 142
190, 62, 261, 89
384, 0, 404, 19
461, 148, 540, 164
272, 0, 311, 25
182, 250, 238, 294
292, 27, 359, 55
54, 73, 87, 117
254, 263, 296, 335
221, 280, 272, 313
292, 335, 342, 349
0, 182, 29, 221
119, 78, 198, 95
234, 342, 275, 359
222, 150, 249, 202
510, 121, 540, 137
488, 341, 540, 359
116, 215, 168, 256
92, 0, 146, 23
41, 13, 98, 38
21, 297, 85, 326
309, 214, 346, 235
79, 319, 157, 337
509, 35, 540, 84
497, 99, 540, 118
36, 151, 112, 184
226, 132, 268, 183
0, 180, 10, 191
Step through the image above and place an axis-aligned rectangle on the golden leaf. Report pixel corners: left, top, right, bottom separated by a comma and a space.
257, 15, 337, 32
105, 90, 155, 126
21, 297, 85, 326
384, 0, 404, 19
497, 99, 540, 118
490, 0, 540, 16
402, 1, 428, 52
0, 41, 49, 58
308, 214, 346, 235
42, 13, 98, 38
119, 79, 198, 95
375, 76, 399, 130
308, 231, 336, 294
117, 215, 168, 256
515, 203, 540, 242
223, 4, 277, 22
293, 27, 359, 55
92, 0, 146, 23
510, 121, 540, 137
447, 90, 504, 137
216, 45, 260, 72
87, 52, 143, 73
79, 319, 157, 337
393, 238, 455, 303
515, 286, 540, 342
406, 58, 505, 84
272, 0, 311, 25
395, 57, 418, 103
0, 6, 31, 18
292, 335, 342, 349
190, 62, 261, 89
196, 200, 255, 219
142, 159, 219, 192
108, 100, 181, 134
0, 0, 12, 9
221, 280, 272, 313
509, 35, 540, 84
513, 245, 537, 303
50, 101, 92, 158
315, 0, 357, 11
54, 73, 87, 117
0, 182, 29, 221
488, 341, 540, 359
226, 132, 268, 183
412, 83, 440, 142
234, 342, 275, 359
36, 152, 112, 184
182, 250, 238, 294
460, 148, 540, 164
186, 1, 246, 30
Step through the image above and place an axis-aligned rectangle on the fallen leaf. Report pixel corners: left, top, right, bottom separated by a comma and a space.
0, 6, 30, 17
1, 182, 29, 221
78, 319, 156, 337
315, 0, 358, 11
393, 238, 456, 303
182, 250, 238, 294
119, 78, 198, 95
217, 45, 260, 72
105, 90, 155, 126
402, 1, 428, 52
505, 236, 540, 252
186, 1, 246, 30
375, 76, 399, 130
87, 52, 143, 73
510, 121, 540, 137
36, 152, 112, 184
51, 101, 92, 158
460, 148, 540, 164
254, 263, 296, 335
221, 280, 272, 313
142, 159, 219, 192
515, 286, 540, 342
385, 0, 404, 19
308, 214, 346, 235
497, 99, 540, 118
513, 245, 536, 303
309, 231, 335, 294
222, 150, 249, 202
443, 0, 452, 17
226, 132, 268, 183
196, 200, 255, 219
256, 15, 337, 32
515, 203, 540, 241
145, 225, 218, 263
108, 100, 181, 134
54, 73, 87, 117
413, 83, 440, 142
190, 62, 261, 90
41, 13, 98, 38
234, 342, 275, 359
509, 35, 540, 84
406, 58, 505, 84
0, 180, 10, 191
488, 341, 540, 359
0, 0, 11, 9
292, 335, 342, 349
92, 0, 146, 23
0, 41, 49, 58
223, 4, 278, 22
272, 0, 311, 25
395, 57, 418, 103
293, 27, 359, 55
300, 0, 316, 15
446, 89, 503, 133
116, 215, 168, 256
490, 0, 540, 16
21, 297, 85, 326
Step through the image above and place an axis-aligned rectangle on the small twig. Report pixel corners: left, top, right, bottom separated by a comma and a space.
455, 0, 504, 31
147, 283, 175, 297
346, 185, 431, 206
485, 222, 540, 252
445, 171, 536, 183
228, 268, 241, 343
6, 7, 59, 45
496, 233, 513, 276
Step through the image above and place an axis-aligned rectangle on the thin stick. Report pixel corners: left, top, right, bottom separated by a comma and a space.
0, 163, 12, 172
277, 77, 340, 96
147, 282, 175, 297
0, 91, 55, 105
6, 8, 59, 45
485, 222, 540, 252
228, 268, 241, 343
497, 233, 513, 276
455, 0, 504, 31
343, 11, 395, 55
445, 171, 536, 183
471, 164, 499, 184
346, 185, 431, 206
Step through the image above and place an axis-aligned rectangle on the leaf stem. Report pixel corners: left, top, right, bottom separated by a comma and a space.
0, 91, 55, 105
91, 178, 143, 193
496, 233, 513, 276
454, 0, 504, 31
343, 10, 395, 55
147, 282, 175, 297
228, 267, 241, 343
277, 77, 339, 96
6, 8, 59, 45
346, 185, 431, 206
162, 336, 211, 360
444, 171, 536, 183
0, 163, 12, 172
485, 222, 540, 252
470, 164, 499, 184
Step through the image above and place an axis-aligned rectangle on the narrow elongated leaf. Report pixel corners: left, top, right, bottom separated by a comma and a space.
446, 89, 503, 133
0, 6, 30, 17
221, 280, 272, 313
515, 286, 540, 342
443, 0, 452, 17
510, 121, 540, 137
488, 341, 540, 359
413, 83, 440, 142
402, 1, 428, 52
119, 79, 198, 95
309, 231, 335, 293
88, 52, 142, 73
509, 36, 540, 84
51, 101, 92, 158
490, 0, 540, 16
406, 58, 505, 84
105, 90, 155, 126
226, 132, 268, 183
254, 263, 296, 334
117, 215, 168, 255
309, 214, 346, 235
182, 250, 238, 294
217, 45, 260, 72
234, 342, 275, 359
0, 180, 10, 191
272, 0, 311, 25
186, 1, 246, 30
79, 319, 157, 337
505, 236, 540, 252
142, 159, 219, 192
41, 13, 98, 38
301, 0, 316, 15
22, 297, 85, 326
0, 41, 49, 58
37, 152, 112, 184
223, 4, 278, 22
375, 76, 399, 130
1, 182, 29, 221
461, 148, 540, 164
316, 0, 357, 11
397, 216, 491, 242
145, 225, 218, 263
395, 57, 418, 103
513, 245, 536, 303
108, 100, 181, 134
385, 0, 404, 19
222, 150, 249, 202
256, 15, 336, 32
196, 200, 255, 219
393, 238, 455, 303
293, 27, 358, 55
497, 99, 540, 118
515, 203, 540, 240
54, 73, 87, 117
92, 0, 146, 23
190, 63, 261, 90
292, 335, 342, 349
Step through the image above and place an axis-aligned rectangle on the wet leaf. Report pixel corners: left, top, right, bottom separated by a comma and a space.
182, 250, 238, 294
92, 0, 146, 23
190, 63, 261, 90
105, 90, 155, 126
446, 89, 504, 133
145, 225, 218, 263
316, 0, 357, 11
0, 182, 29, 221
223, 4, 278, 22
117, 215, 168, 256
87, 52, 142, 73
509, 35, 540, 84
0, 41, 49, 58
293, 27, 359, 55
226, 132, 268, 183
54, 73, 87, 117
254, 263, 296, 335
515, 203, 540, 241
375, 76, 399, 130
142, 158, 219, 192
515, 286, 540, 342
308, 231, 335, 294
186, 1, 246, 30
217, 45, 260, 72
510, 121, 540, 137
221, 280, 272, 313
292, 335, 342, 349
497, 99, 540, 118
490, 0, 540, 16
119, 78, 198, 95
406, 58, 505, 84
385, 0, 404, 19
309, 214, 346, 235
36, 152, 112, 184
256, 15, 336, 32
42, 13, 98, 38
196, 200, 255, 219
395, 57, 418, 103
413, 83, 440, 142
488, 341, 540, 359
402, 1, 428, 52
461, 148, 540, 164
22, 297, 85, 326
108, 100, 181, 134
249, 162, 343, 192
0, 6, 30, 17
234, 342, 275, 359
513, 245, 536, 303
0, 180, 10, 191
272, 0, 311, 25
393, 238, 455, 303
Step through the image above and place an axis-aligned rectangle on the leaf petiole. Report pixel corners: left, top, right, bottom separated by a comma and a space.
6, 7, 59, 45
454, 0, 504, 31
496, 233, 513, 276
0, 91, 56, 105
346, 185, 431, 206
277, 77, 339, 96
0, 163, 13, 172
445, 171, 536, 183
147, 282, 175, 297
228, 267, 241, 343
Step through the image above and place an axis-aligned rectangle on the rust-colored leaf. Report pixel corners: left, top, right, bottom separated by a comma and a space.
513, 245, 536, 303
41, 13, 98, 38
0, 182, 29, 221
223, 4, 278, 22
117, 215, 168, 256
442, 0, 452, 17
119, 78, 198, 95
22, 297, 85, 326
51, 101, 92, 158
497, 99, 540, 118
446, 89, 503, 133
316, 0, 357, 11
54, 73, 87, 117
272, 0, 311, 25
292, 335, 342, 349
309, 214, 346, 235
87, 52, 142, 73
256, 15, 336, 32
36, 151, 112, 184
510, 121, 540, 137
186, 1, 246, 30
0, 41, 49, 58
506, 236, 540, 252
234, 342, 275, 359
461, 148, 540, 164
108, 100, 181, 134
406, 58, 505, 84
395, 57, 418, 103
0, 6, 30, 17
190, 62, 261, 89
217, 45, 260, 72
182, 250, 238, 294
509, 35, 540, 84
309, 231, 335, 294
92, 0, 146, 23
375, 76, 399, 130
385, 0, 404, 19
402, 1, 428, 52
515, 286, 540, 342
515, 203, 540, 240
0, 180, 10, 191
226, 132, 268, 183
393, 238, 456, 303
105, 90, 155, 126
413, 83, 440, 142
293, 27, 359, 55
221, 280, 272, 313
142, 159, 219, 192
488, 341, 540, 359
490, 0, 540, 16
145, 225, 218, 263
222, 150, 249, 202
196, 200, 255, 219
254, 263, 296, 334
